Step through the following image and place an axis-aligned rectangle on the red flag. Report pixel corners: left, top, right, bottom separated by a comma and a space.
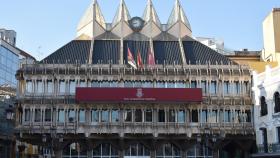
147, 48, 155, 66
127, 47, 137, 69
137, 50, 143, 69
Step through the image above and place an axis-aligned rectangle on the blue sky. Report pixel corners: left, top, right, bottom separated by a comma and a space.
0, 0, 279, 60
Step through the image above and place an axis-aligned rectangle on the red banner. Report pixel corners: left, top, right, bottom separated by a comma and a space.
76, 88, 202, 103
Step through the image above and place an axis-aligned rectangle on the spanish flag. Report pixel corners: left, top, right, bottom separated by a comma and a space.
127, 47, 137, 69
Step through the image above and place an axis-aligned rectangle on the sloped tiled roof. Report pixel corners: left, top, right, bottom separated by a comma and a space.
41, 39, 233, 66
41, 40, 90, 64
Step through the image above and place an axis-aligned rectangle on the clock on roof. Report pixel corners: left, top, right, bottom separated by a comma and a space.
129, 17, 144, 32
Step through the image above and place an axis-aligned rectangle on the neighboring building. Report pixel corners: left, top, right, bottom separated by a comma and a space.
16, 0, 255, 158
0, 29, 16, 46
252, 65, 280, 157
195, 37, 225, 54
0, 86, 16, 158
262, 8, 280, 62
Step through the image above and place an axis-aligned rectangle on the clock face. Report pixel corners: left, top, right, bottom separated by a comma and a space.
129, 17, 144, 32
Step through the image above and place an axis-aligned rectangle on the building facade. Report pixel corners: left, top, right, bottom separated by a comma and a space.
262, 8, 280, 62
252, 65, 280, 157
0, 29, 16, 46
16, 0, 255, 158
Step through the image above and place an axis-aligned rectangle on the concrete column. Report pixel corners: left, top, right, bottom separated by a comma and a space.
151, 150, 156, 158
213, 148, 219, 158
119, 150, 124, 158
87, 149, 92, 158
54, 149, 62, 158
181, 150, 186, 158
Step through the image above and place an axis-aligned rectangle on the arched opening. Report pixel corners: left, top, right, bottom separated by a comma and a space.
92, 143, 118, 158
125, 143, 150, 157
62, 143, 87, 158
274, 92, 280, 113
260, 96, 268, 116
156, 143, 180, 158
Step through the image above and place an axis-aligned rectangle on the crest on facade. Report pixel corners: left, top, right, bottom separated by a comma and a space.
136, 88, 144, 98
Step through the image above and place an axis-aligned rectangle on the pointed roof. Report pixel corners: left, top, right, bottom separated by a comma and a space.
142, 0, 161, 27
112, 0, 131, 27
77, 0, 106, 31
167, 0, 191, 31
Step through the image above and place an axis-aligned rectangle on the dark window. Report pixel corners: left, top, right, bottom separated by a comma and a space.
168, 109, 176, 122
158, 110, 165, 122
260, 128, 268, 153
191, 81, 197, 88
245, 110, 251, 122
145, 109, 153, 122
274, 92, 280, 113
35, 109, 41, 122
277, 127, 280, 143
124, 109, 132, 122
135, 109, 143, 122
260, 96, 268, 116
45, 109, 52, 122
201, 81, 207, 94
191, 110, 198, 122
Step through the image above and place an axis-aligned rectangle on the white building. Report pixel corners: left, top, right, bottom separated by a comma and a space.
252, 65, 280, 157
195, 37, 225, 54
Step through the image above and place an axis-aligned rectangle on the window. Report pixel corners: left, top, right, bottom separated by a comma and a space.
233, 81, 240, 94
135, 109, 143, 122
37, 80, 43, 94
260, 128, 268, 153
167, 82, 176, 88
210, 81, 217, 94
91, 109, 99, 123
79, 109, 86, 123
100, 81, 110, 87
101, 110, 109, 122
201, 81, 207, 94
124, 81, 133, 88
191, 110, 198, 123
92, 144, 118, 158
24, 109, 30, 122
176, 81, 186, 88
187, 144, 213, 158
58, 109, 65, 123
245, 110, 251, 122
157, 81, 166, 88
158, 110, 165, 122
68, 109, 76, 122
274, 92, 280, 113
125, 143, 150, 156
277, 127, 280, 143
260, 96, 268, 116
134, 81, 142, 88
145, 109, 153, 122
143, 81, 153, 88
156, 143, 180, 158
69, 80, 76, 94
223, 81, 230, 95
244, 81, 250, 94
111, 110, 119, 122
191, 81, 197, 88
46, 80, 53, 94
224, 110, 231, 122
178, 110, 185, 123
26, 80, 33, 93
91, 81, 99, 87
124, 109, 132, 122
59, 80, 66, 94
201, 110, 208, 123
209, 110, 218, 123
168, 109, 176, 122
63, 143, 87, 158
45, 109, 52, 122
79, 80, 86, 87
35, 109, 41, 122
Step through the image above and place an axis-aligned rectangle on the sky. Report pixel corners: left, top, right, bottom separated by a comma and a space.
0, 0, 279, 60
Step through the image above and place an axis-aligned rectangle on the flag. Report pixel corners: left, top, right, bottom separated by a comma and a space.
137, 50, 143, 69
127, 47, 137, 69
147, 48, 155, 67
